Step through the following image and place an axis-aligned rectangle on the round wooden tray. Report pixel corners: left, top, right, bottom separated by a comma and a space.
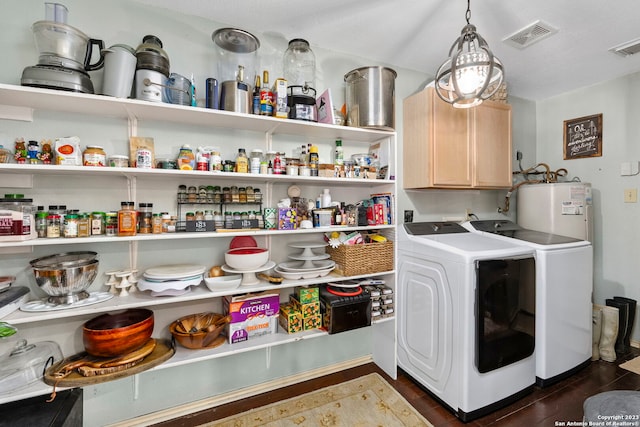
44, 339, 175, 387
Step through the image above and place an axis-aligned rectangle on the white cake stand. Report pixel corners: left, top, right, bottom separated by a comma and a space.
221, 260, 276, 286
288, 242, 329, 268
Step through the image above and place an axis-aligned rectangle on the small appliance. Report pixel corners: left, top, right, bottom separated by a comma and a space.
284, 39, 317, 121
21, 20, 105, 94
133, 35, 170, 103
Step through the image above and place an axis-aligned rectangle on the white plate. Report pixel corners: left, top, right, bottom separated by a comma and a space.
277, 260, 335, 272
204, 275, 242, 292
221, 260, 276, 274
274, 265, 334, 280
138, 275, 203, 292
287, 253, 330, 261
143, 264, 206, 280
150, 287, 191, 297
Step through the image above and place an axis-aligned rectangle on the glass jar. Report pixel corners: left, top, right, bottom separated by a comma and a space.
224, 211, 233, 229
222, 187, 232, 203
162, 213, 171, 233
118, 201, 137, 236
186, 212, 195, 221
195, 211, 205, 221
77, 213, 90, 237
83, 145, 106, 167
152, 213, 163, 234
178, 185, 187, 203
46, 214, 61, 238
91, 212, 105, 235
138, 202, 153, 234
198, 185, 207, 202
35, 211, 48, 238
105, 212, 118, 236
231, 186, 240, 203
63, 214, 79, 238
213, 212, 224, 229
235, 148, 248, 173
206, 185, 215, 203
283, 39, 316, 92
187, 186, 197, 203
238, 187, 247, 203
246, 186, 255, 203
253, 188, 263, 204
213, 186, 222, 203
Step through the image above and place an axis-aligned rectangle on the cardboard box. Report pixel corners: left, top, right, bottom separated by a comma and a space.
278, 208, 297, 230
289, 294, 320, 318
223, 291, 280, 343
272, 78, 288, 119
303, 314, 322, 331
279, 303, 302, 334
294, 286, 319, 304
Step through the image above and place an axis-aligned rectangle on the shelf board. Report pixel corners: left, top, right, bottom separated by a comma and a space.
0, 84, 395, 143
3, 270, 395, 325
0, 225, 394, 248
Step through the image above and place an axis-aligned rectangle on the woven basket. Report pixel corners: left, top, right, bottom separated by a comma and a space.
326, 241, 393, 276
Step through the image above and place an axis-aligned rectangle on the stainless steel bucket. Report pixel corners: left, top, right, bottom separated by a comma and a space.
344, 66, 397, 131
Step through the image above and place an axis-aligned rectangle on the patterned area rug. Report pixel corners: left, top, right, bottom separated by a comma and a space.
620, 355, 640, 375
203, 373, 433, 427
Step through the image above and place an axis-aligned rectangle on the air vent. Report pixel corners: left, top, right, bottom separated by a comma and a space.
609, 37, 640, 57
503, 20, 558, 49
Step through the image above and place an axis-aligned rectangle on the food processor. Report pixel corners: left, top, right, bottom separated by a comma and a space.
21, 17, 105, 94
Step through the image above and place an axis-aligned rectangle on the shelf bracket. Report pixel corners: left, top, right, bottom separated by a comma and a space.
265, 346, 271, 369
128, 115, 139, 138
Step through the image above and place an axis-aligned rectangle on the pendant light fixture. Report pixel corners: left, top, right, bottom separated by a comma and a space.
435, 0, 504, 108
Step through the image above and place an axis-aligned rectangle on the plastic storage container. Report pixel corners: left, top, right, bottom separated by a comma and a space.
0, 339, 63, 394
0, 196, 36, 241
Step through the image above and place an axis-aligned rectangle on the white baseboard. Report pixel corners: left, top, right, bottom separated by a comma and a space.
107, 355, 373, 427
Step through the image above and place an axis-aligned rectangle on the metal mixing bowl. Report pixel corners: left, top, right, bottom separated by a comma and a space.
29, 251, 99, 304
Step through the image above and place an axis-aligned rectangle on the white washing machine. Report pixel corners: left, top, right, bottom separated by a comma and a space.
397, 222, 537, 422
462, 220, 593, 387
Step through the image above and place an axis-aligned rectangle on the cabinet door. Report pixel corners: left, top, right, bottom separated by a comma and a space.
472, 101, 512, 188
431, 92, 471, 187
402, 87, 470, 188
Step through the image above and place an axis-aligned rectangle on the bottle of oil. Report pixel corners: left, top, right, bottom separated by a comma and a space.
252, 74, 261, 115
259, 70, 274, 116
235, 148, 249, 173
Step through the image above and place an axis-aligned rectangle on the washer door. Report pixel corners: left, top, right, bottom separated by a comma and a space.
397, 255, 454, 395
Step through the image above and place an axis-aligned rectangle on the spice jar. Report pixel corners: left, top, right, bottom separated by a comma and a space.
117, 202, 137, 236
246, 186, 255, 203
187, 186, 197, 203
35, 210, 48, 238
152, 213, 163, 234
63, 213, 79, 238
253, 188, 263, 203
186, 212, 195, 221
105, 212, 118, 236
231, 186, 239, 203
77, 213, 90, 237
46, 214, 61, 238
138, 202, 153, 234
91, 212, 105, 235
222, 187, 231, 203
213, 186, 222, 203
178, 185, 187, 203
238, 187, 247, 203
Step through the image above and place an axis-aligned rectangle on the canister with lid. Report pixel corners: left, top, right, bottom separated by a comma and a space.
91, 212, 105, 235
0, 195, 35, 240
46, 214, 61, 238
63, 214, 79, 238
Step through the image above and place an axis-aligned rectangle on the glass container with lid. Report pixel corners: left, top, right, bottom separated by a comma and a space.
284, 39, 316, 94
212, 28, 260, 84
0, 339, 63, 394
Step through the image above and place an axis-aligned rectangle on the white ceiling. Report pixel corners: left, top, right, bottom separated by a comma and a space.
130, 0, 640, 101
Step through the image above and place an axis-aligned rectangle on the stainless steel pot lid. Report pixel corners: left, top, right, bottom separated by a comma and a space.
212, 28, 260, 53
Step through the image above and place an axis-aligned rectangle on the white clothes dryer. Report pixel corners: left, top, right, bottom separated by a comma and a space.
397, 222, 537, 422
462, 220, 593, 387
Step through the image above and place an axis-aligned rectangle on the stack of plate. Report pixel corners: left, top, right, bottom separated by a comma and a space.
138, 264, 206, 297
274, 242, 335, 279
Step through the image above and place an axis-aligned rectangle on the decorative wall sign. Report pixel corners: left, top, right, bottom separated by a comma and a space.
563, 114, 602, 160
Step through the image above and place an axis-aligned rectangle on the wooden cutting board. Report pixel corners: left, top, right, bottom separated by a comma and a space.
44, 339, 175, 387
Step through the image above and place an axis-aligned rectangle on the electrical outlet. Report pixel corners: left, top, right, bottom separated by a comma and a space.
624, 188, 637, 203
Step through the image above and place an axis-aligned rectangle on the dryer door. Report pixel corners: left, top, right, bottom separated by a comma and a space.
397, 255, 456, 399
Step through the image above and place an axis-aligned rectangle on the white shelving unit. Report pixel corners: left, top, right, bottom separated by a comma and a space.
0, 83, 398, 409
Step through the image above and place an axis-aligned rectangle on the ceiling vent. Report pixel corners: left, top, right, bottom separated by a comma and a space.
503, 20, 558, 49
609, 37, 640, 57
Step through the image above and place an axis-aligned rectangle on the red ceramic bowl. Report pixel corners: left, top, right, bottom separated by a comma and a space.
82, 308, 154, 358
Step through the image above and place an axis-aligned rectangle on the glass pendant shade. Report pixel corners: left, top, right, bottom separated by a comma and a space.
435, 23, 504, 108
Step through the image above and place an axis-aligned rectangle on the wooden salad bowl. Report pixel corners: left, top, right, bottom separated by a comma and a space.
83, 308, 154, 357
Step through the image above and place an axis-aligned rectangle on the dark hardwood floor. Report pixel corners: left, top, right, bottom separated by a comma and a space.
155, 347, 640, 427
